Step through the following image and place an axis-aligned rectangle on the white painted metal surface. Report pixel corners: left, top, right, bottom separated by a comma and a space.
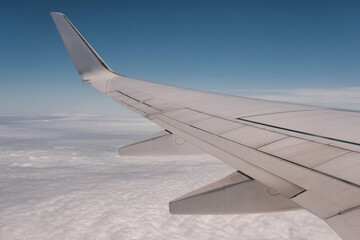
220, 126, 287, 149
118, 130, 203, 156
51, 12, 360, 240
191, 118, 243, 135
170, 171, 300, 214
260, 137, 350, 168
315, 152, 360, 185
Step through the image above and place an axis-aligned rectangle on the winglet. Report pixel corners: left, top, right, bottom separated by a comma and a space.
50, 12, 116, 83
118, 130, 203, 156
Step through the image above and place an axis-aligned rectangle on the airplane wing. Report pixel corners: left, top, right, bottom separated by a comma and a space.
51, 12, 360, 240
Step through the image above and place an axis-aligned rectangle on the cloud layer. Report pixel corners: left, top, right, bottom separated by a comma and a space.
223, 87, 360, 110
0, 113, 340, 239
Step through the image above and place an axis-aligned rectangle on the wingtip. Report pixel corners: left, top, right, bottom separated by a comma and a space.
50, 11, 116, 82
50, 12, 64, 17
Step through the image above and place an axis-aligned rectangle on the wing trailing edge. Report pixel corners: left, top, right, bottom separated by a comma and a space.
326, 209, 360, 240
170, 171, 301, 215
118, 130, 203, 156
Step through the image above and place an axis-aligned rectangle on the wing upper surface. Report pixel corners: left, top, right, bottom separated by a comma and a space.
51, 12, 360, 240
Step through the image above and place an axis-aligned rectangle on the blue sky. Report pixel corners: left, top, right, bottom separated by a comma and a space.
1, 0, 360, 113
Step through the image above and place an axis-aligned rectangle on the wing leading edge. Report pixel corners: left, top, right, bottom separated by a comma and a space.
51, 12, 360, 240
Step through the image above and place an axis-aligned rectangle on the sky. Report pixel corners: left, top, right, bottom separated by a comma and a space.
1, 0, 360, 113
0, 113, 341, 240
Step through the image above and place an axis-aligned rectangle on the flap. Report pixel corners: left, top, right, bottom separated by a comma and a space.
118, 130, 204, 156
170, 171, 300, 215
325, 207, 360, 240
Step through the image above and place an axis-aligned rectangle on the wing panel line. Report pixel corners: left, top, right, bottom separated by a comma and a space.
158, 112, 360, 190
237, 117, 360, 147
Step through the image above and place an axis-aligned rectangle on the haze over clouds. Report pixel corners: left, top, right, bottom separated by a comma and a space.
0, 113, 340, 240
221, 87, 360, 110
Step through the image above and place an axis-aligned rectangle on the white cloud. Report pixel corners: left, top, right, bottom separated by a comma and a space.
0, 114, 340, 240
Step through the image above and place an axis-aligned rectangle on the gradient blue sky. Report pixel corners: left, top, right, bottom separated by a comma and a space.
1, 0, 360, 113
